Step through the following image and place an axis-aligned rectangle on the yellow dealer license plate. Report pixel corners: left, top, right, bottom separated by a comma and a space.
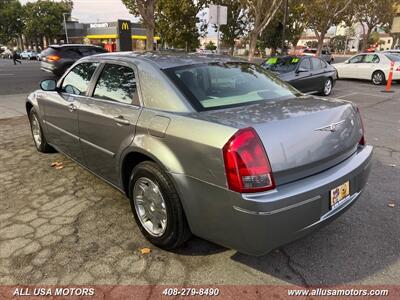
330, 181, 350, 209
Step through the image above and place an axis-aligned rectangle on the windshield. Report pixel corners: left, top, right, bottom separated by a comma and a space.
261, 56, 300, 73
165, 62, 300, 111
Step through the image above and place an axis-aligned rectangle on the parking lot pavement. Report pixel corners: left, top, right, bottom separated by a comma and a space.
0, 63, 399, 286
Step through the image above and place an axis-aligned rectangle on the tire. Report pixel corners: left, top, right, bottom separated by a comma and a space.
320, 78, 333, 96
28, 108, 54, 153
128, 161, 191, 250
372, 71, 386, 85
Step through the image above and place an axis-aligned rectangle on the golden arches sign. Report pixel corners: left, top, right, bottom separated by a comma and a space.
121, 22, 129, 30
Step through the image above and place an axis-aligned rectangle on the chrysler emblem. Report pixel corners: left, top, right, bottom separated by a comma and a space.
314, 120, 345, 132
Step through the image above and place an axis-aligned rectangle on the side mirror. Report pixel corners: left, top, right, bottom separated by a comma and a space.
40, 79, 57, 91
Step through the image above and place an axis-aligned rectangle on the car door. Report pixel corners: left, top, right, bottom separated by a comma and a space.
42, 61, 99, 162
78, 62, 142, 185
341, 55, 364, 78
290, 58, 314, 93
358, 54, 380, 80
310, 57, 325, 91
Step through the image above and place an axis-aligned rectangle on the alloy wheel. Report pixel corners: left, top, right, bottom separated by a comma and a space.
324, 79, 332, 95
372, 72, 383, 85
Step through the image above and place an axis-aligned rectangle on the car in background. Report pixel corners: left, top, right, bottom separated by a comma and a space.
334, 53, 400, 85
20, 50, 38, 60
40, 44, 107, 76
26, 52, 372, 256
261, 55, 337, 96
302, 48, 334, 63
1, 49, 12, 59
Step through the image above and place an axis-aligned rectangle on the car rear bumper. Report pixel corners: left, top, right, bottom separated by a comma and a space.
172, 145, 373, 256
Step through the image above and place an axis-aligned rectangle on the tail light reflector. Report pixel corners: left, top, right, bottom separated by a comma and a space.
223, 128, 275, 193
355, 106, 366, 146
47, 55, 60, 62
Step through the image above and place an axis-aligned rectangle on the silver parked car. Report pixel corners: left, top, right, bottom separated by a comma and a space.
26, 52, 372, 255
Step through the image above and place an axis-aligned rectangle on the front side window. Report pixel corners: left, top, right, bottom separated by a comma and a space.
61, 62, 99, 95
299, 58, 311, 71
349, 55, 364, 64
93, 64, 137, 104
165, 62, 300, 111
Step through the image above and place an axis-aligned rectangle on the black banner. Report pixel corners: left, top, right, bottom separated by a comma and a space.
117, 19, 132, 51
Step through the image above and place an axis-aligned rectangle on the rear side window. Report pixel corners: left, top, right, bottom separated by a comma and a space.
61, 62, 99, 95
363, 54, 380, 63
311, 57, 322, 70
93, 64, 138, 105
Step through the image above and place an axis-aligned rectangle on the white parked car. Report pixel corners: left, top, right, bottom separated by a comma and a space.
334, 53, 400, 85
20, 50, 38, 60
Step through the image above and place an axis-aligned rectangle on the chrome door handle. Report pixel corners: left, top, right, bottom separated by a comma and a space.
68, 104, 77, 112
113, 116, 131, 126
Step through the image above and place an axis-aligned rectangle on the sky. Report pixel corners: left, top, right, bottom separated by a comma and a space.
19, 0, 216, 36
19, 0, 136, 23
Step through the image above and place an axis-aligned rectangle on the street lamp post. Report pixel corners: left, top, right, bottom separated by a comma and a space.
63, 13, 69, 44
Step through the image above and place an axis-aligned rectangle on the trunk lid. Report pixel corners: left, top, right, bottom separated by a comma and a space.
195, 96, 363, 185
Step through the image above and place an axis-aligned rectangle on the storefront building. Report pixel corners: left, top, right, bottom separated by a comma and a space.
65, 20, 160, 51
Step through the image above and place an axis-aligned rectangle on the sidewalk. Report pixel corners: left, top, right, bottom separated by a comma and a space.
0, 94, 27, 119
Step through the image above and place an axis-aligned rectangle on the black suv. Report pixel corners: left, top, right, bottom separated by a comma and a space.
40, 44, 107, 76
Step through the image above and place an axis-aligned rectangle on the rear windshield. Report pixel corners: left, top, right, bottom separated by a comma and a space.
41, 47, 58, 56
385, 54, 400, 61
261, 56, 300, 73
164, 62, 300, 111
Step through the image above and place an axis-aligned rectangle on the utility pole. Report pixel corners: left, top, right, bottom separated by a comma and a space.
281, 0, 289, 54
63, 13, 69, 44
217, 5, 220, 54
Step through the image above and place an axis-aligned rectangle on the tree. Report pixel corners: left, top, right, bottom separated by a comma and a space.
205, 41, 217, 50
349, 0, 398, 52
122, 0, 158, 50
260, 0, 307, 54
22, 0, 72, 49
156, 0, 206, 51
0, 0, 23, 45
303, 0, 353, 55
242, 0, 284, 61
213, 0, 248, 55
329, 35, 347, 52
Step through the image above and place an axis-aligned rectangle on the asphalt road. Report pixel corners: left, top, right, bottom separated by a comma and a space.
0, 59, 55, 95
0, 59, 399, 287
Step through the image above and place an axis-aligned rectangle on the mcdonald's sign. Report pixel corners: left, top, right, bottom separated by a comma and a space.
121, 22, 129, 31
117, 20, 132, 51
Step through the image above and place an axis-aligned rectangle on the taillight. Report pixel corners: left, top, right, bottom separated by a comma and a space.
223, 128, 275, 193
47, 55, 60, 62
396, 66, 400, 71
355, 106, 366, 146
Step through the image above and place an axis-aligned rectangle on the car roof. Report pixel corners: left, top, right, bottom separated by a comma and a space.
88, 51, 245, 69
48, 44, 102, 49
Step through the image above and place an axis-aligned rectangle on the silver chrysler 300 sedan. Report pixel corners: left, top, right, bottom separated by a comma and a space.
26, 52, 373, 256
